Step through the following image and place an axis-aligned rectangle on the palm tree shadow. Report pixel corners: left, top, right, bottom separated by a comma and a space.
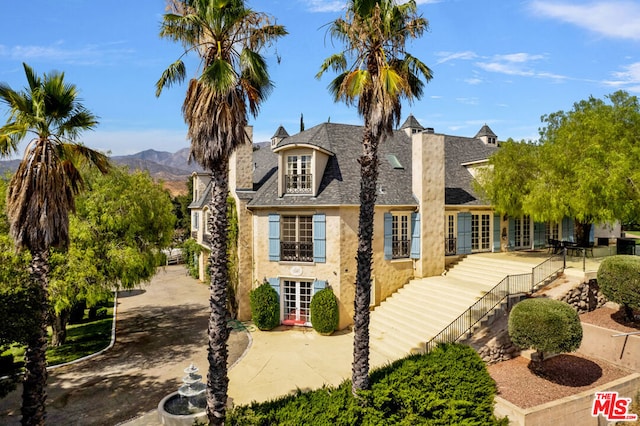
529, 354, 602, 387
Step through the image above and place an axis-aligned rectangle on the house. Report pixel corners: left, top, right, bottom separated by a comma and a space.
189, 116, 602, 329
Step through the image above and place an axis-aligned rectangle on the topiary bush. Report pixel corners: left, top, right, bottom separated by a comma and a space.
508, 297, 582, 370
598, 255, 640, 321
310, 288, 339, 334
249, 282, 280, 331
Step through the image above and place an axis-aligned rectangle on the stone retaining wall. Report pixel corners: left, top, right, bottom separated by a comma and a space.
558, 279, 607, 313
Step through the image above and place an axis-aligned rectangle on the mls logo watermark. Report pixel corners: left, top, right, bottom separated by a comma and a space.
591, 391, 638, 422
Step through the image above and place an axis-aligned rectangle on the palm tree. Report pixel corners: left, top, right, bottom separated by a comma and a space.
156, 1, 286, 423
317, 0, 432, 395
0, 63, 110, 425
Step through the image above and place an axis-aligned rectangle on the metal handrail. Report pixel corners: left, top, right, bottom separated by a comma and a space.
425, 253, 565, 352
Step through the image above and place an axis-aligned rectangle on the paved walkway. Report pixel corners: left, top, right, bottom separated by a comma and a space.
0, 266, 249, 426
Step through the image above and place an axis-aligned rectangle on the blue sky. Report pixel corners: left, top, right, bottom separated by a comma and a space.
1, 0, 640, 156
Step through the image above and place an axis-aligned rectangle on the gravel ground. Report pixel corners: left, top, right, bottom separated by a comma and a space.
487, 306, 639, 409
0, 265, 249, 426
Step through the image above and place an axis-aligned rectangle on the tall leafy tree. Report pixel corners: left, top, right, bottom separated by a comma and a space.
0, 63, 109, 425
317, 0, 432, 395
49, 167, 175, 346
156, 1, 286, 423
478, 91, 640, 247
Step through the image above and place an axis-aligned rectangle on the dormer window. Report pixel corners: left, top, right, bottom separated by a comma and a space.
285, 154, 312, 194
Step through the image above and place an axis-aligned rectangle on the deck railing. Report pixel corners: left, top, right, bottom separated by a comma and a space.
425, 252, 565, 352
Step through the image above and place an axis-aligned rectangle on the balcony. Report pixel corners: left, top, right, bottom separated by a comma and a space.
285, 173, 312, 194
281, 241, 313, 262
392, 240, 410, 259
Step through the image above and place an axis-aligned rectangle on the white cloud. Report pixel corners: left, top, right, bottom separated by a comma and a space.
1, 40, 134, 66
300, 0, 345, 13
530, 1, 640, 40
435, 50, 478, 64
456, 97, 479, 106
605, 62, 640, 92
464, 77, 483, 85
475, 52, 567, 81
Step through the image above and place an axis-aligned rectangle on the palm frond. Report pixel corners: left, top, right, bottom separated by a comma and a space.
201, 59, 237, 95
239, 48, 269, 88
316, 54, 348, 79
155, 60, 187, 97
21, 63, 40, 92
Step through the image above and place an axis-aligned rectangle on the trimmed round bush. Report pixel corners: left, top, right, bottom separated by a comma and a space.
598, 255, 640, 321
250, 282, 280, 330
508, 298, 582, 365
310, 288, 339, 334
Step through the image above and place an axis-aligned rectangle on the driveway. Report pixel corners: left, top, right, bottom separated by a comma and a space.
0, 265, 249, 425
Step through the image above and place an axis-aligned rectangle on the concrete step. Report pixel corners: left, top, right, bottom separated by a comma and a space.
369, 254, 545, 362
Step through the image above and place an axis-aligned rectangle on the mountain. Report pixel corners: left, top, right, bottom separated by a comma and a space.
0, 148, 204, 196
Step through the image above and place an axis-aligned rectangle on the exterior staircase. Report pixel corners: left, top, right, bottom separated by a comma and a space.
369, 254, 538, 363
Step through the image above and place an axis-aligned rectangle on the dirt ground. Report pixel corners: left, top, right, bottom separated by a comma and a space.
0, 265, 249, 426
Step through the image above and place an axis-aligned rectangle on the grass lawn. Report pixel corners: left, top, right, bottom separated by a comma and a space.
1, 299, 114, 374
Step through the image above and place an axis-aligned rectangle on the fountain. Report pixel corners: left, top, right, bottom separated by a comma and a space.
158, 363, 207, 425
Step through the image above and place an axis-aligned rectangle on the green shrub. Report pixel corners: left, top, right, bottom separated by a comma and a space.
249, 282, 280, 331
598, 255, 640, 321
95, 307, 108, 319
227, 343, 506, 425
310, 288, 339, 334
181, 238, 204, 279
508, 298, 582, 367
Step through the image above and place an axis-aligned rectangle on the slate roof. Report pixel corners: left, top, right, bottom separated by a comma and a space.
475, 124, 497, 138
252, 142, 277, 191
399, 114, 424, 131
231, 121, 499, 209
271, 125, 290, 139
188, 178, 212, 209
444, 136, 498, 206
248, 122, 417, 207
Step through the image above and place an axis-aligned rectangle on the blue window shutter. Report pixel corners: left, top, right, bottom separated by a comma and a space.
457, 212, 472, 254
313, 214, 326, 263
589, 224, 595, 243
493, 214, 501, 252
508, 218, 515, 249
384, 213, 393, 260
267, 277, 280, 298
313, 279, 327, 295
268, 214, 280, 261
410, 212, 420, 259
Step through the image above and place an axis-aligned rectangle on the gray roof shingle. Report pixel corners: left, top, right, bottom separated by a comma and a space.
249, 122, 417, 207
244, 122, 497, 209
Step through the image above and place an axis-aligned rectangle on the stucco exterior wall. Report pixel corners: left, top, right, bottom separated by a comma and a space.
250, 206, 416, 330
412, 132, 445, 277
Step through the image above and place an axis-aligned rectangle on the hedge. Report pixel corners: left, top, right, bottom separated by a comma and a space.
227, 343, 506, 425
597, 255, 640, 321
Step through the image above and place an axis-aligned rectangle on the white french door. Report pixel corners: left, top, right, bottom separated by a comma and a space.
471, 213, 491, 252
282, 280, 312, 326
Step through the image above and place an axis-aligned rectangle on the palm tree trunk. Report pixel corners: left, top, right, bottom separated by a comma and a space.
50, 309, 70, 347
206, 156, 231, 426
21, 250, 50, 426
352, 125, 380, 395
